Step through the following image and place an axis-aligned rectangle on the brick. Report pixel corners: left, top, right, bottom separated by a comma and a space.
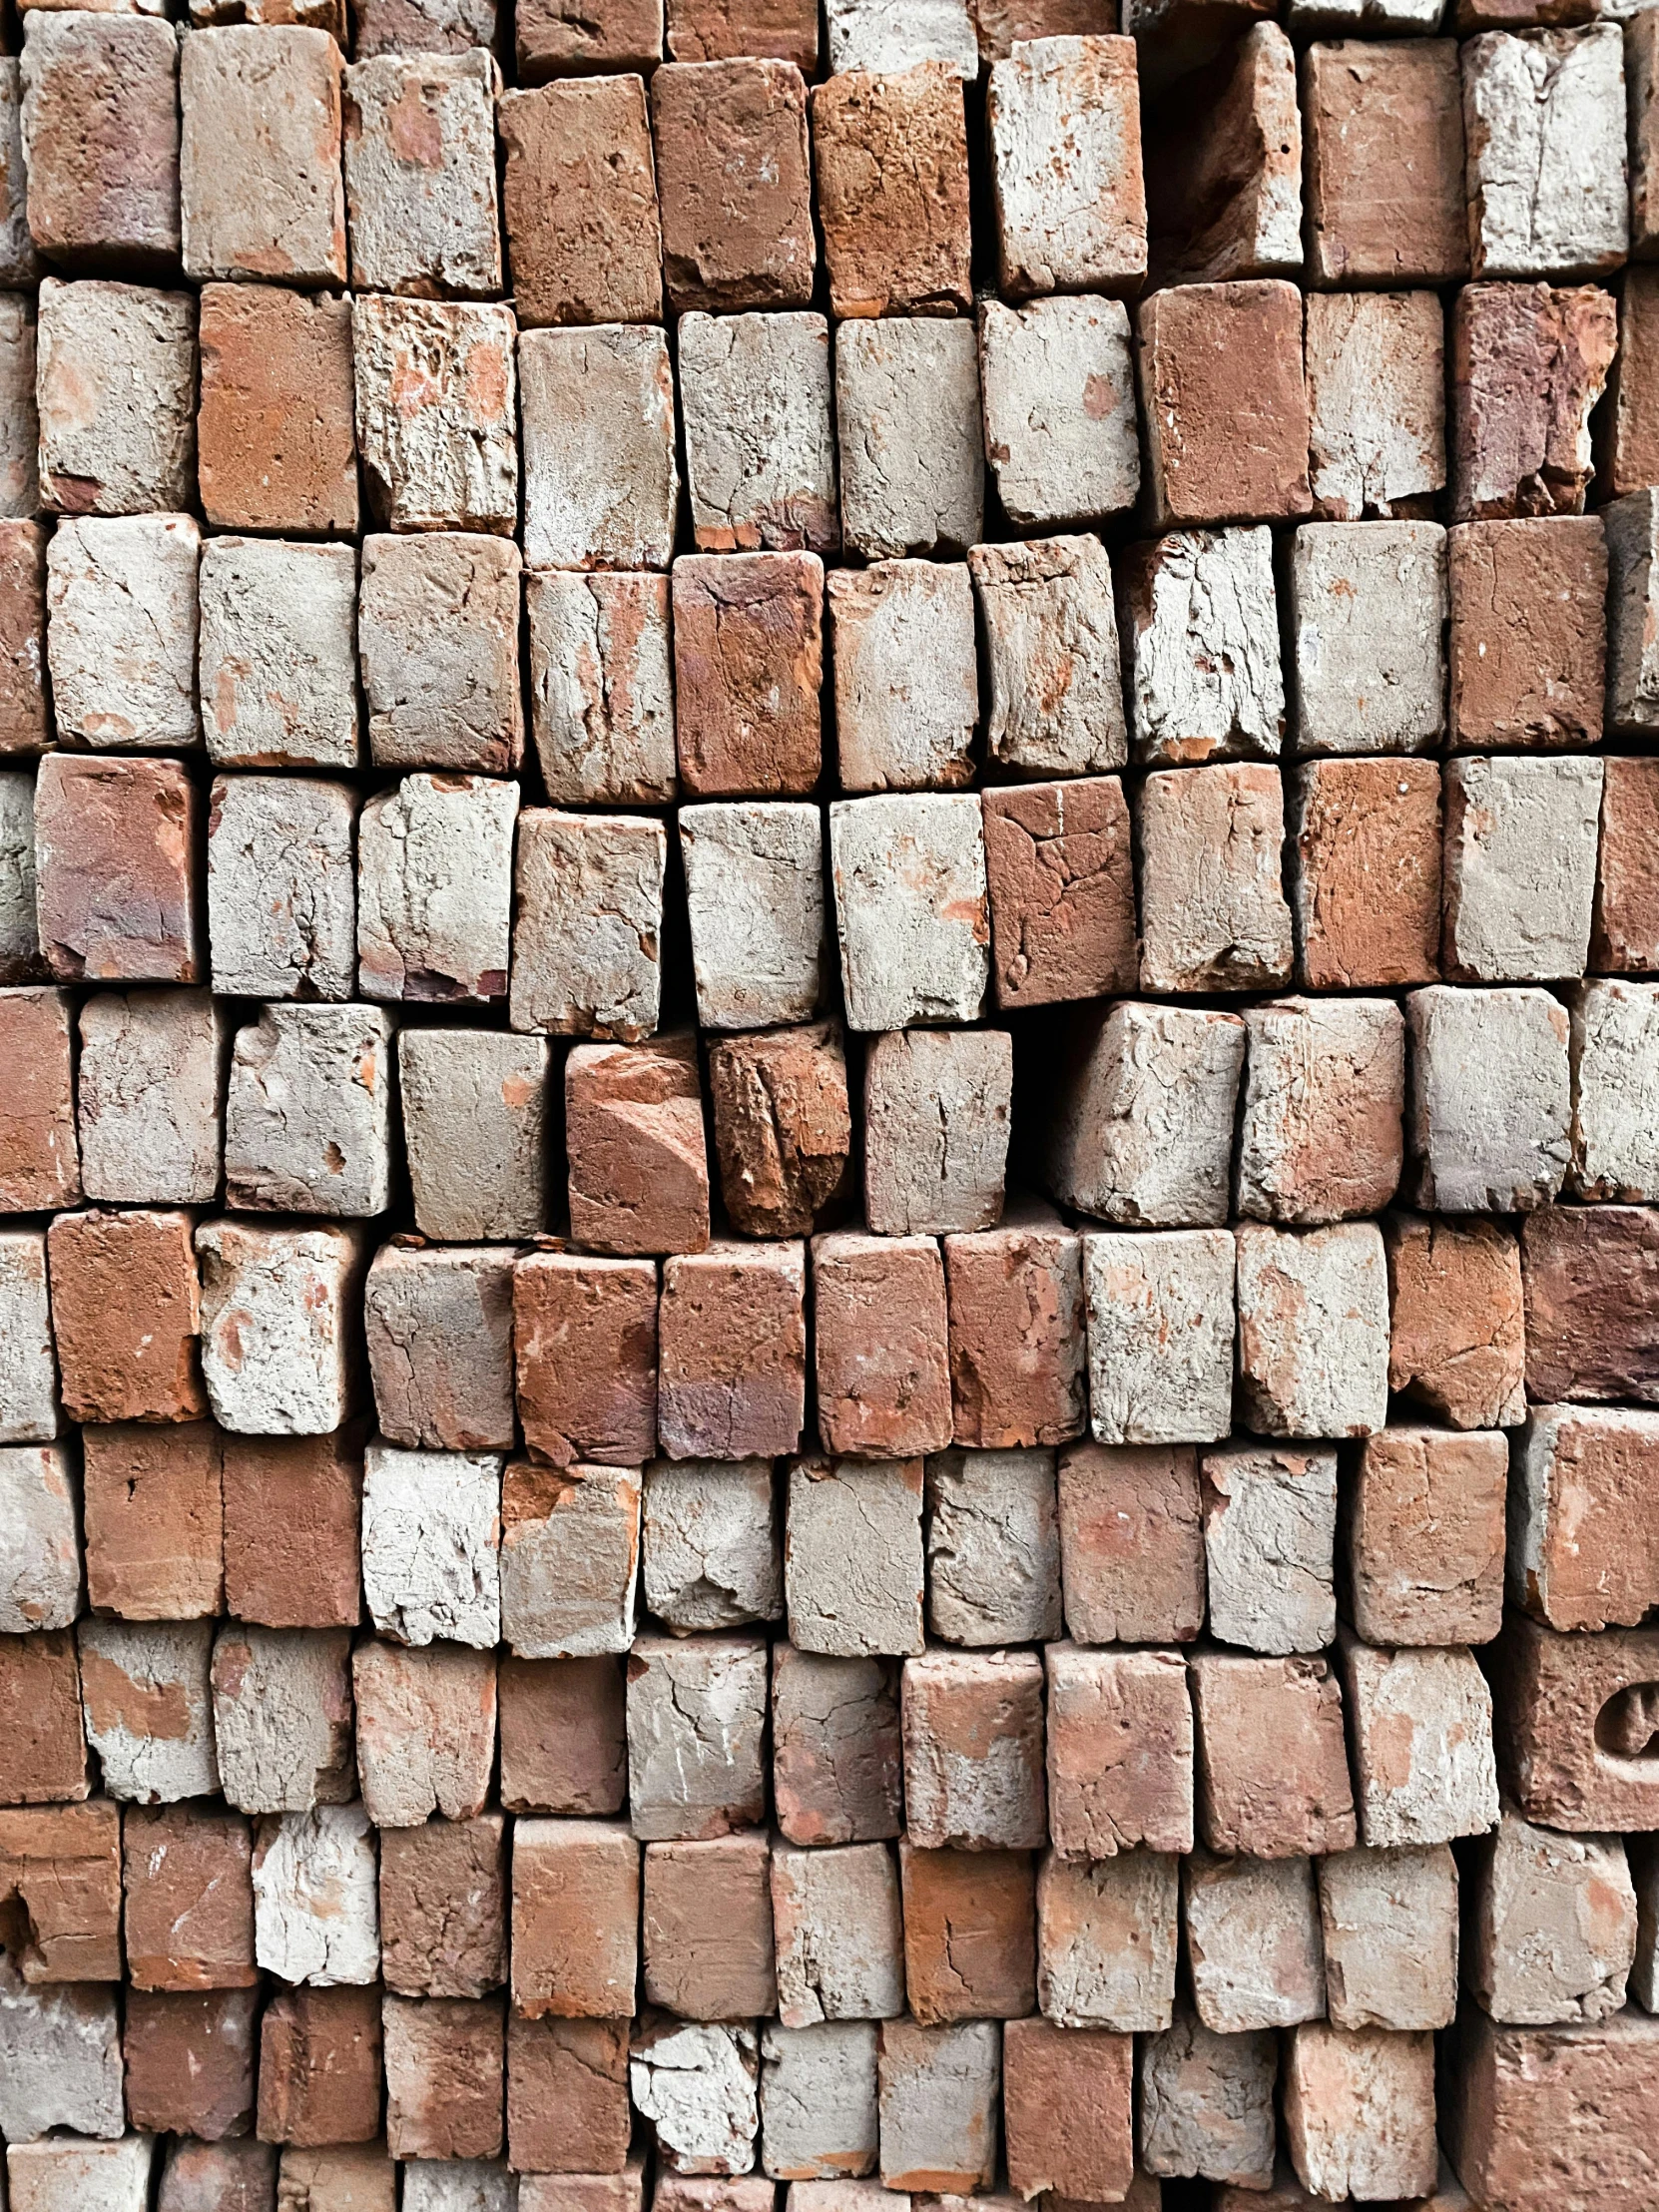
0, 1442, 77, 1631
0, 1630, 86, 1804
1003, 2018, 1131, 2204
364, 1246, 513, 1454
825, 0, 975, 73
398, 1030, 550, 1244
1407, 985, 1570, 1211
980, 294, 1139, 529
1595, 754, 1659, 969
0, 294, 34, 523
830, 795, 988, 1031
257, 1984, 382, 2145
0, 1802, 119, 1983
1236, 1222, 1388, 1439
253, 1804, 378, 1985
159, 2139, 276, 2212
974, 0, 1115, 56
1056, 1441, 1204, 1646
1349, 1424, 1508, 1650
77, 1617, 217, 1802
641, 1459, 780, 1633
384, 1994, 504, 2162
679, 316, 834, 564
943, 1220, 1086, 1455
125, 1986, 259, 2139
630, 2017, 759, 2177
1443, 2005, 1659, 2212
1608, 489, 1659, 735
36, 282, 192, 518
1191, 1651, 1356, 1858
517, 0, 662, 76
210, 1623, 355, 1815
380, 1815, 505, 2001
180, 27, 345, 283
358, 535, 522, 777
1467, 1810, 1634, 2026
902, 1649, 1046, 1853
197, 284, 358, 536
508, 2013, 629, 2174
359, 1440, 501, 1651
0, 64, 37, 290
1524, 1202, 1659, 1403
1447, 517, 1606, 751
19, 15, 176, 274
499, 1655, 627, 1816
0, 768, 34, 983
1570, 978, 1659, 1201
785, 1456, 925, 1660
352, 1640, 496, 1829
341, 53, 499, 298
1236, 998, 1403, 1225
816, 72, 969, 332
0, 1957, 122, 2139
652, 59, 813, 312
352, 296, 517, 536
208, 784, 353, 1004
0, 1233, 56, 1445
1451, 280, 1617, 520
222, 1005, 390, 1217
81, 1421, 221, 1622
772, 1644, 902, 1845
986, 35, 1143, 295
1291, 523, 1446, 759
1183, 1848, 1324, 2033
813, 1236, 951, 1459
1340, 1631, 1498, 1847
356, 774, 516, 1004
672, 553, 822, 798
1605, 268, 1659, 500
199, 545, 357, 773
352, 0, 496, 53
1384, 1214, 1525, 1433
969, 536, 1127, 780
1083, 1229, 1236, 1446
828, 559, 976, 796
659, 1246, 805, 1461
833, 319, 984, 560
1137, 280, 1311, 528
1143, 22, 1298, 286
760, 2019, 877, 2182
1046, 1003, 1242, 1229
510, 809, 667, 1039
1200, 1443, 1336, 1657
0, 522, 47, 756
34, 756, 200, 989
520, 2165, 647, 2212
1464, 25, 1626, 280
923, 1447, 1061, 1645
708, 1023, 852, 1241
1121, 527, 1283, 770
1318, 1843, 1458, 2033
668, 0, 817, 63
1306, 289, 1445, 521
1137, 762, 1293, 993
627, 1632, 769, 1842
1494, 1614, 1659, 1832
645, 1834, 776, 2019
875, 2020, 998, 2194
8, 2138, 155, 2212
520, 326, 678, 572
565, 1036, 709, 1258
863, 1033, 1010, 1239
0, 987, 78, 1210
527, 571, 676, 806
222, 1431, 362, 1629
46, 515, 198, 755
1138, 2003, 1276, 2188
1285, 2023, 1437, 2202
514, 1254, 658, 1471
1036, 1846, 1176, 2032
1046, 1643, 1192, 1859
123, 1802, 256, 1992
47, 1208, 204, 1425
1303, 40, 1466, 284
500, 77, 661, 332
1511, 1403, 1659, 1631
500, 1460, 641, 1661
771, 1841, 903, 2026
681, 804, 825, 1036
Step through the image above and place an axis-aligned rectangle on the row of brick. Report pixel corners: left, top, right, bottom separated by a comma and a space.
0, 508, 1644, 779
2, 271, 1652, 553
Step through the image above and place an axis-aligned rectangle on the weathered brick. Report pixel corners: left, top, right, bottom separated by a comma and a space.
1304, 39, 1466, 283
19, 15, 177, 274
875, 2019, 999, 2194
358, 533, 522, 777
1305, 288, 1445, 521
257, 1983, 382, 2145
224, 1004, 391, 1216
642, 1459, 780, 1633
527, 571, 676, 806
517, 0, 662, 77
252, 1803, 379, 1984
1448, 517, 1606, 751
352, 1639, 496, 1829
652, 59, 813, 312
1037, 1844, 1178, 2032
1463, 25, 1626, 280
826, 0, 975, 74
1190, 1650, 1357, 1858
37, 281, 193, 516
399, 1029, 550, 1244
1056, 1441, 1205, 1646
47, 1208, 204, 1425
1467, 1809, 1635, 2025
1339, 1631, 1499, 1848
1443, 2006, 1659, 2212
1121, 527, 1284, 769
1347, 1425, 1508, 1646
708, 1021, 852, 1240
681, 804, 825, 1034
943, 1218, 1087, 1453
512, 1816, 639, 2019
1317, 1841, 1458, 2032
1136, 280, 1311, 528
514, 1253, 658, 1470
833, 319, 983, 560
357, 774, 516, 1004
508, 2013, 630, 2175
0, 1628, 87, 1805
969, 535, 1127, 779
197, 283, 358, 536
1137, 763, 1294, 994
0, 1801, 120, 1984
829, 559, 975, 796
500, 1460, 641, 1661
1406, 984, 1571, 1212
1046, 1002, 1243, 1228
197, 1218, 367, 1436
1236, 996, 1404, 1224
760, 2018, 878, 2182
46, 515, 198, 752
511, 809, 667, 1040
1003, 2017, 1133, 2204
812, 62, 969, 322
785, 1457, 925, 1659
352, 295, 518, 536
381, 1814, 506, 2001
180, 26, 346, 285
644, 1834, 777, 2020
667, 0, 816, 64
123, 1801, 255, 1992
1443, 754, 1601, 980
222, 1430, 363, 1629
76, 987, 224, 1204
1283, 2022, 1437, 2203
341, 53, 500, 298
1201, 1443, 1337, 1657
1138, 2002, 1277, 2189
1451, 280, 1617, 520
987, 34, 1145, 295
384, 1993, 505, 2162
863, 1031, 1009, 1238
1183, 1848, 1324, 2033
630, 2016, 760, 2177
771, 1840, 903, 2027
1046, 1642, 1193, 1859
673, 552, 823, 797
500, 76, 662, 331
208, 779, 355, 999
125, 1986, 259, 2141
1083, 1229, 1236, 1446
520, 325, 678, 572
902, 1648, 1046, 1853
679, 309, 835, 557
81, 1421, 221, 1621
979, 295, 1139, 528
0, 522, 48, 757
772, 1643, 902, 1845
814, 1234, 952, 1459
1291, 522, 1446, 758
628, 1633, 769, 1842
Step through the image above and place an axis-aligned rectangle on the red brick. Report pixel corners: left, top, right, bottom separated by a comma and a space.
221, 1430, 363, 1630
81, 1421, 223, 1620
18, 15, 181, 275
125, 1987, 259, 2140
380, 1815, 507, 2001
384, 1994, 505, 2162
1347, 1425, 1508, 1647
708, 1021, 855, 1240
511, 1817, 640, 2021
509, 2013, 632, 2174
0, 522, 49, 759
1290, 760, 1441, 992
899, 1840, 1035, 2022
1002, 2018, 1133, 2203
499, 1655, 628, 1817
1448, 517, 1607, 751
666, 0, 817, 64
643, 1834, 777, 2019
34, 755, 201, 985
257, 1984, 383, 2148
1303, 39, 1467, 285
812, 63, 971, 321
772, 1642, 903, 1847
1603, 266, 1659, 498
1444, 2005, 1659, 2212
1189, 1651, 1357, 1859
1451, 280, 1618, 521
944, 1212, 1087, 1451
517, 0, 663, 78
1385, 1213, 1525, 1431
1046, 1643, 1194, 1858
982, 779, 1137, 1012
672, 552, 824, 797
0, 985, 80, 1212
813, 1232, 951, 1460
658, 1241, 806, 1461
47, 1209, 206, 1426
651, 58, 814, 312
0, 1628, 86, 1805
0, 1801, 120, 1983
123, 1802, 257, 1992
1522, 1204, 1659, 1406
1056, 1442, 1205, 1646
1492, 1613, 1659, 1831
500, 76, 663, 329
566, 1035, 711, 1258
515, 1253, 659, 1469
1136, 279, 1311, 528
1593, 756, 1659, 973
197, 284, 358, 536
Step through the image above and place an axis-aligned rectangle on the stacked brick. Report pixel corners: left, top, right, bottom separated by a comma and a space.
1, 0, 1658, 2206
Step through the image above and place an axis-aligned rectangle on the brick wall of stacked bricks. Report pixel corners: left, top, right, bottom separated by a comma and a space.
3, 0, 1659, 2205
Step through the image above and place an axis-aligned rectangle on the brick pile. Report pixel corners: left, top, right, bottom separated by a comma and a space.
0, 0, 1657, 2207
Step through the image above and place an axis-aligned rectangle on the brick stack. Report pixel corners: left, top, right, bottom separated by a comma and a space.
0, 0, 1657, 2207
